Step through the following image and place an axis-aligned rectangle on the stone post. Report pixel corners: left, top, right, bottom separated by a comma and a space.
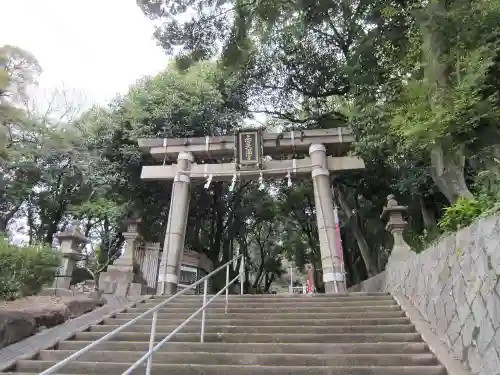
309, 144, 345, 293
381, 194, 412, 263
53, 221, 88, 290
99, 215, 143, 297
157, 151, 193, 295
108, 215, 141, 274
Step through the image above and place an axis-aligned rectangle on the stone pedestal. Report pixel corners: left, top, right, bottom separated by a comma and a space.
309, 144, 345, 293
52, 221, 89, 291
381, 195, 412, 264
157, 151, 193, 295
99, 216, 142, 297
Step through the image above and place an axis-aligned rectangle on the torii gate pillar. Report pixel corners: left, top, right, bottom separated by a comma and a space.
309, 144, 345, 293
157, 151, 193, 295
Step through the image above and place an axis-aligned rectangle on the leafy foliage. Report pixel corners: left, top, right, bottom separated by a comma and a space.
438, 196, 489, 232
0, 237, 60, 300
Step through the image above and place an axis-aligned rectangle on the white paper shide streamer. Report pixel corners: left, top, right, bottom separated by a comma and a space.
204, 174, 213, 189
287, 171, 292, 187
258, 172, 265, 190
229, 173, 237, 192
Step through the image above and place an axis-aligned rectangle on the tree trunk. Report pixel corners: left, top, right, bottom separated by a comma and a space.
264, 273, 275, 292
420, 2, 473, 205
336, 186, 379, 277
0, 217, 7, 234
430, 145, 473, 204
419, 195, 438, 231
343, 243, 356, 286
208, 183, 225, 265
313, 262, 324, 293
252, 246, 265, 289
472, 145, 500, 192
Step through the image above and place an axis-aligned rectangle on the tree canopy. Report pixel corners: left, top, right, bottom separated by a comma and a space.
1, 0, 499, 292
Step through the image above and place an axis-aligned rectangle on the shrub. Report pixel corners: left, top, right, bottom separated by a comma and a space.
438, 196, 489, 232
0, 237, 61, 300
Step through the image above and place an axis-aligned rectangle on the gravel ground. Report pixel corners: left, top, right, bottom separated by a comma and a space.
0, 296, 69, 311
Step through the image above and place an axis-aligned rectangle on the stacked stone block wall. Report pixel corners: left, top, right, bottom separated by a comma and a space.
350, 215, 500, 375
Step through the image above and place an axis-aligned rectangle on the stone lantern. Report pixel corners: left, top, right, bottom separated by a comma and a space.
53, 220, 89, 290
381, 194, 412, 263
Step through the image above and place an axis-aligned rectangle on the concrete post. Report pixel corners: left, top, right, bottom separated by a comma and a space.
309, 144, 345, 293
53, 221, 88, 290
157, 151, 194, 295
381, 194, 412, 263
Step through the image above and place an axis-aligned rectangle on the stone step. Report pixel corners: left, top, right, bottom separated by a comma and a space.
88, 323, 416, 334
56, 341, 430, 354
149, 292, 391, 300
145, 297, 397, 305
72, 331, 422, 343
113, 310, 407, 320
103, 317, 412, 326
38, 350, 438, 366
124, 305, 402, 314
138, 300, 398, 309
13, 361, 447, 375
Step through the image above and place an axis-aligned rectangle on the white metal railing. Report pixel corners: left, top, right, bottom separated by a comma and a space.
40, 254, 245, 375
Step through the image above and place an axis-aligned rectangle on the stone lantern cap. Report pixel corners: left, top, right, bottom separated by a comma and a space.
380, 194, 408, 220
380, 195, 408, 233
55, 220, 89, 245
124, 213, 141, 233
123, 214, 142, 240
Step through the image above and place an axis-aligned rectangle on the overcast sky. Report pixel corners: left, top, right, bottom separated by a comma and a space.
0, 0, 168, 108
0, 0, 169, 243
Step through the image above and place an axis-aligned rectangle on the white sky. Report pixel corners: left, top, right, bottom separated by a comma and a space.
0, 0, 168, 243
0, 0, 267, 244
0, 0, 168, 107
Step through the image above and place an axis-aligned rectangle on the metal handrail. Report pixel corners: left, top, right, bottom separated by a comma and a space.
40, 253, 245, 375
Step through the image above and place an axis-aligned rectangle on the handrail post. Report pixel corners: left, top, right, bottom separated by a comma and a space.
145, 309, 158, 375
39, 254, 242, 375
200, 278, 208, 343
240, 255, 244, 295
225, 263, 229, 313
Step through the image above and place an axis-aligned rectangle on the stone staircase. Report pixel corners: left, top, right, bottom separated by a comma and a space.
3, 293, 449, 374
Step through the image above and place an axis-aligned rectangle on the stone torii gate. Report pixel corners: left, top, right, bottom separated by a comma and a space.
138, 127, 365, 295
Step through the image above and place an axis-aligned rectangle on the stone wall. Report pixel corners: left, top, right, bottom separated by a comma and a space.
350, 215, 500, 375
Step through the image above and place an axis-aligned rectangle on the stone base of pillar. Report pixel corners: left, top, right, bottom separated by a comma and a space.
324, 281, 347, 294
99, 270, 143, 297
99, 270, 134, 284
107, 259, 134, 273
324, 281, 336, 294
157, 281, 178, 296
